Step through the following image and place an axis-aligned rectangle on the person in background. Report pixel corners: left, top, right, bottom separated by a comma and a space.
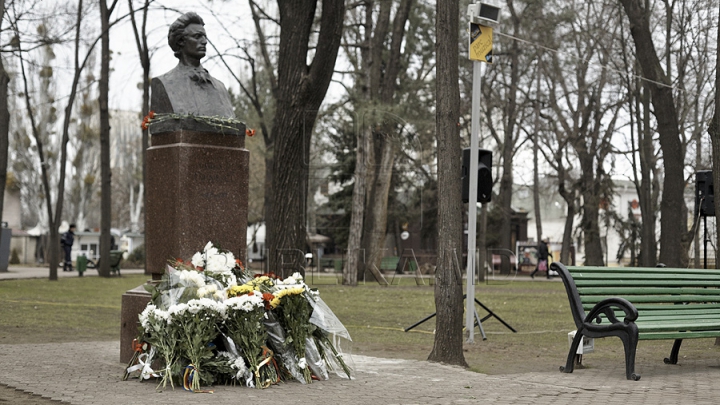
531, 238, 550, 279
61, 224, 76, 272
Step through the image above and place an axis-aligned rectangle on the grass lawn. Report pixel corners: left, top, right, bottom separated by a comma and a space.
2, 273, 720, 375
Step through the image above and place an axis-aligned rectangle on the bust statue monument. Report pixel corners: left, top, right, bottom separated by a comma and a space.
150, 12, 240, 134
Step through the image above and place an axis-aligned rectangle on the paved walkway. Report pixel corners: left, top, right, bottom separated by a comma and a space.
0, 266, 145, 280
1, 341, 720, 404
2, 267, 719, 404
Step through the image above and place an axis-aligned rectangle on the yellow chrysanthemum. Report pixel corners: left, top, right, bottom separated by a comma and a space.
227, 284, 255, 298
269, 286, 305, 308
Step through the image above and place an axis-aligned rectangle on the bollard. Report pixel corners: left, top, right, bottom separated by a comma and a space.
76, 255, 87, 277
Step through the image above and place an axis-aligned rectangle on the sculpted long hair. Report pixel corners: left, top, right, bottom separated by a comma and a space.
168, 12, 205, 59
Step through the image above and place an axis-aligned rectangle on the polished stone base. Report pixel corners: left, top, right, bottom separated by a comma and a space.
145, 128, 249, 277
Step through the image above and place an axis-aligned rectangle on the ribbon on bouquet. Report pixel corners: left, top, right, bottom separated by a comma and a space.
125, 347, 160, 380
183, 364, 214, 394
256, 346, 281, 388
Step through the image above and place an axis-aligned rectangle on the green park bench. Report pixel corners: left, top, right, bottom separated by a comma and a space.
554, 262, 720, 381
84, 250, 126, 276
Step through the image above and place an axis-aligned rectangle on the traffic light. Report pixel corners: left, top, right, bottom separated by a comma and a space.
462, 148, 492, 203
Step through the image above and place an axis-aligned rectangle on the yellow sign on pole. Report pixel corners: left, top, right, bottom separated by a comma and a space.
469, 23, 493, 64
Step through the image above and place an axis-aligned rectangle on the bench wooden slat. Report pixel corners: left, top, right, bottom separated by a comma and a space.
570, 273, 720, 281
571, 266, 720, 275
583, 304, 720, 315
637, 313, 720, 322
575, 280, 720, 287
639, 331, 720, 340
581, 295, 720, 304
578, 287, 720, 296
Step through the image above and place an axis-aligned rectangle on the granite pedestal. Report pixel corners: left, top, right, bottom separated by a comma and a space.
145, 127, 249, 275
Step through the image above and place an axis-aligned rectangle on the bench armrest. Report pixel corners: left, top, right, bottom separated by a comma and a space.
584, 297, 638, 325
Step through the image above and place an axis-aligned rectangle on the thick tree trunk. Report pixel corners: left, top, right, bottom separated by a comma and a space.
428, 0, 467, 367
710, 6, 720, 270
362, 134, 396, 277
620, 0, 686, 267
266, 0, 344, 277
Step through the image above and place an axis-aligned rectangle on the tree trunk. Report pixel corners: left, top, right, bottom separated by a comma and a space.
98, 0, 112, 277
362, 133, 396, 277
579, 164, 604, 266
428, 0, 467, 367
533, 130, 542, 243
638, 83, 658, 266
620, 0, 686, 267
344, 125, 368, 286
266, 0, 344, 277
128, 0, 150, 245
0, 0, 9, 234
498, 19, 521, 274
710, 4, 720, 270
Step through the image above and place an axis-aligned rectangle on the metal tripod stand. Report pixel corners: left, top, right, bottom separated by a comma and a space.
404, 294, 516, 340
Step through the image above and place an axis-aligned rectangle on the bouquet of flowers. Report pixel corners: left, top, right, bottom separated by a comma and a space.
223, 293, 279, 388
128, 242, 353, 393
171, 298, 226, 392
270, 285, 313, 383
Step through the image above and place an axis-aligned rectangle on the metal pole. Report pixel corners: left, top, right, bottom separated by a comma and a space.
466, 60, 482, 343
704, 215, 708, 269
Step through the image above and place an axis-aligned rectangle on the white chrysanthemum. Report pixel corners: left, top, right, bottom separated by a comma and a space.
213, 290, 225, 301
197, 284, 218, 298
206, 251, 235, 273
203, 241, 219, 257
224, 294, 264, 312
139, 304, 156, 329
168, 302, 188, 317
191, 252, 204, 268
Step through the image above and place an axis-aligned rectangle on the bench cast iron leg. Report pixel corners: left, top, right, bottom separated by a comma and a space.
663, 339, 683, 365
559, 330, 583, 374
619, 324, 641, 380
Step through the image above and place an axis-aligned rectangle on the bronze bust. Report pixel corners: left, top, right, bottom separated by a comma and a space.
150, 12, 240, 134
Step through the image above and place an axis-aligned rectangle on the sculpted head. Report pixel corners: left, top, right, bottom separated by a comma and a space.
168, 12, 207, 64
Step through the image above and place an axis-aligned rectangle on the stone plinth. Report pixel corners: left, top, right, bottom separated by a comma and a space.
145, 128, 249, 276
120, 285, 152, 363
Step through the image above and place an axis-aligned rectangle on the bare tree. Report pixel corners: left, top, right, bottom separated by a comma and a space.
619, 0, 688, 267
427, 0, 467, 367
12, 1, 89, 279
266, 0, 344, 276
